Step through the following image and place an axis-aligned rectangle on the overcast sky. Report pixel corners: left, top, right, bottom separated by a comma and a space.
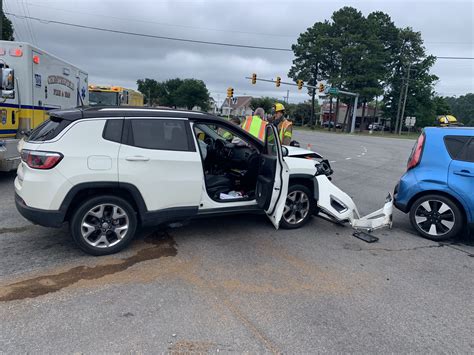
5, 0, 474, 105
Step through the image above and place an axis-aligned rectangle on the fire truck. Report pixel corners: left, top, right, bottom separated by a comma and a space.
88, 85, 144, 107
0, 41, 88, 171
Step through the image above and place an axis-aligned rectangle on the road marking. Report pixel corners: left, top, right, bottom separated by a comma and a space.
330, 160, 336, 163
357, 155, 361, 158
345, 157, 351, 160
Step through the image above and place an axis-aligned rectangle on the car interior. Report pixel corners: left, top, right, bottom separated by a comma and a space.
193, 122, 262, 202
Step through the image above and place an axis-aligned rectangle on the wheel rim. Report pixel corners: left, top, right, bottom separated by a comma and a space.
80, 203, 130, 248
414, 199, 455, 237
283, 190, 310, 225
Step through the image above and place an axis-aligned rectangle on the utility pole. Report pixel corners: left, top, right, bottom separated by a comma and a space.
399, 62, 412, 135
286, 89, 289, 104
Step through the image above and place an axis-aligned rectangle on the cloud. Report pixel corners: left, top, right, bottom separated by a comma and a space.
6, 0, 474, 103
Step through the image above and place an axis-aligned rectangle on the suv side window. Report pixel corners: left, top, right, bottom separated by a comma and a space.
103, 119, 123, 143
127, 119, 192, 151
444, 136, 469, 159
459, 139, 474, 163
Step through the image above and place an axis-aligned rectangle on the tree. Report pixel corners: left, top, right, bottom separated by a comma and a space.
137, 78, 210, 110
445, 94, 474, 126
249, 97, 279, 113
2, 11, 15, 41
173, 79, 210, 111
289, 7, 397, 130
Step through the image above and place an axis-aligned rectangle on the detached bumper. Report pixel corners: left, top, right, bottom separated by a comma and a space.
15, 193, 65, 228
351, 194, 393, 232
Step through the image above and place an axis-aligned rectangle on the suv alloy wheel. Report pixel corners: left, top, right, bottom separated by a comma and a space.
70, 195, 137, 255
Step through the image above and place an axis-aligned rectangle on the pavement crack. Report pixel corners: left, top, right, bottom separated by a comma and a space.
352, 244, 445, 253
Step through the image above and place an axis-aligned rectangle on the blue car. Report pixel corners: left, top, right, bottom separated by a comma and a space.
394, 127, 474, 240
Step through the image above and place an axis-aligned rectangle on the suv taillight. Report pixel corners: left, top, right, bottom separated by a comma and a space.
407, 133, 425, 170
21, 150, 63, 169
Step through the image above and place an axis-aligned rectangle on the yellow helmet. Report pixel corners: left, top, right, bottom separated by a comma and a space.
274, 103, 285, 112
438, 115, 458, 126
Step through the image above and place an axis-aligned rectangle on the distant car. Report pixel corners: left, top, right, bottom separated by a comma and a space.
322, 121, 342, 129
394, 127, 474, 240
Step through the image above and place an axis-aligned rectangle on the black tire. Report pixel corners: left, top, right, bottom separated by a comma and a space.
409, 194, 464, 241
280, 184, 316, 229
70, 195, 138, 256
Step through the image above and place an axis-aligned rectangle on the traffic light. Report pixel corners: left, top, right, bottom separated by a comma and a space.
297, 79, 303, 90
251, 73, 257, 85
227, 87, 234, 98
276, 76, 281, 87
318, 83, 325, 93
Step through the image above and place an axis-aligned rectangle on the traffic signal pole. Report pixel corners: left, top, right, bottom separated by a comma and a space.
246, 76, 359, 133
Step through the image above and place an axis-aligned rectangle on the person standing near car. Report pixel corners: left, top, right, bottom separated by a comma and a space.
268, 103, 293, 145
241, 107, 267, 141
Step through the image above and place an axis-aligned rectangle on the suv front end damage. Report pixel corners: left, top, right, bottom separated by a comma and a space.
314, 168, 393, 232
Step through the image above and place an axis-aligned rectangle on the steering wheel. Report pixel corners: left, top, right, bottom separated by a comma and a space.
214, 139, 233, 159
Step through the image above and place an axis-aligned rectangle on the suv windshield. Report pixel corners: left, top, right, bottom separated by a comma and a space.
89, 91, 119, 106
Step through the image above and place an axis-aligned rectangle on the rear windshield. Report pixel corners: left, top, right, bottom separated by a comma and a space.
27, 118, 70, 142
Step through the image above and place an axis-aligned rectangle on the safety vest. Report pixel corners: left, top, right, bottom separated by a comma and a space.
278, 119, 293, 142
242, 115, 267, 141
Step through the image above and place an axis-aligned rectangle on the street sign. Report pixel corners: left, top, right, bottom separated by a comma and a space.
325, 87, 339, 95
405, 116, 416, 127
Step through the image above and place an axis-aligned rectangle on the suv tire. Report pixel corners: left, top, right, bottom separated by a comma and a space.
70, 195, 138, 256
280, 184, 315, 229
409, 194, 464, 241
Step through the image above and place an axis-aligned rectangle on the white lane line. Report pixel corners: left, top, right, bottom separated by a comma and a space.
330, 160, 337, 163
357, 155, 361, 157
361, 152, 365, 156
345, 157, 351, 160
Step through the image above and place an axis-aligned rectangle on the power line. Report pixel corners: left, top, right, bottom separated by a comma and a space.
23, 2, 296, 39
19, 0, 36, 45
4, 12, 474, 60
5, 12, 293, 52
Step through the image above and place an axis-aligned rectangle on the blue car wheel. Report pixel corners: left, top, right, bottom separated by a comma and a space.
409, 194, 464, 241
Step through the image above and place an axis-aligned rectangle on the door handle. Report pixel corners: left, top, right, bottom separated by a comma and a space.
126, 156, 150, 162
454, 170, 474, 177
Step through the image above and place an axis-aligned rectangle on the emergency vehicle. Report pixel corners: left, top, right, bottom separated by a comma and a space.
0, 41, 88, 171
88, 85, 144, 107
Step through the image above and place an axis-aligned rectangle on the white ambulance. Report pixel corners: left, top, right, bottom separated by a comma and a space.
0, 41, 88, 171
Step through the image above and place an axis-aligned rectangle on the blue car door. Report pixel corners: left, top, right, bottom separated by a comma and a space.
448, 138, 474, 221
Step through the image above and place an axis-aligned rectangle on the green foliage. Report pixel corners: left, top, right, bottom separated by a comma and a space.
2, 12, 14, 41
286, 102, 316, 126
137, 78, 210, 111
444, 94, 474, 126
290, 7, 446, 130
249, 97, 279, 113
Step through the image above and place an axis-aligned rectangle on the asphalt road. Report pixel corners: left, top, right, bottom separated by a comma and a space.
1, 131, 473, 353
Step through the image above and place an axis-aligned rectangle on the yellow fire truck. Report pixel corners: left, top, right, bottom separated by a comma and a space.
88, 85, 144, 107
0, 41, 88, 171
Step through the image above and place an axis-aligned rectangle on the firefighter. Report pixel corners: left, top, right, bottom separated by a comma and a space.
269, 103, 293, 145
241, 107, 267, 141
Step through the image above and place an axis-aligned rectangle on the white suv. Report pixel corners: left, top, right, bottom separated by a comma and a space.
15, 107, 390, 255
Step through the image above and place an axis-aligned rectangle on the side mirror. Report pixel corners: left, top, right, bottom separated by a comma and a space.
282, 146, 289, 157
0, 68, 15, 99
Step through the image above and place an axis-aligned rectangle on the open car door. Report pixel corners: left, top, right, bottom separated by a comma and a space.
256, 125, 289, 228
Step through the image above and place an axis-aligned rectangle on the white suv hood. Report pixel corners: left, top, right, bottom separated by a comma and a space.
285, 145, 323, 159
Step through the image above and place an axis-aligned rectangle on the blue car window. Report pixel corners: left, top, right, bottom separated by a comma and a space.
444, 136, 469, 159
459, 139, 474, 163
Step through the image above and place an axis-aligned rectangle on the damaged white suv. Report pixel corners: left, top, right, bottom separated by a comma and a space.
15, 107, 392, 255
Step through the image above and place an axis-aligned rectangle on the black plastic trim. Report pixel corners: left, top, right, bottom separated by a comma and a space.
141, 206, 199, 226
15, 193, 65, 227
197, 205, 262, 217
